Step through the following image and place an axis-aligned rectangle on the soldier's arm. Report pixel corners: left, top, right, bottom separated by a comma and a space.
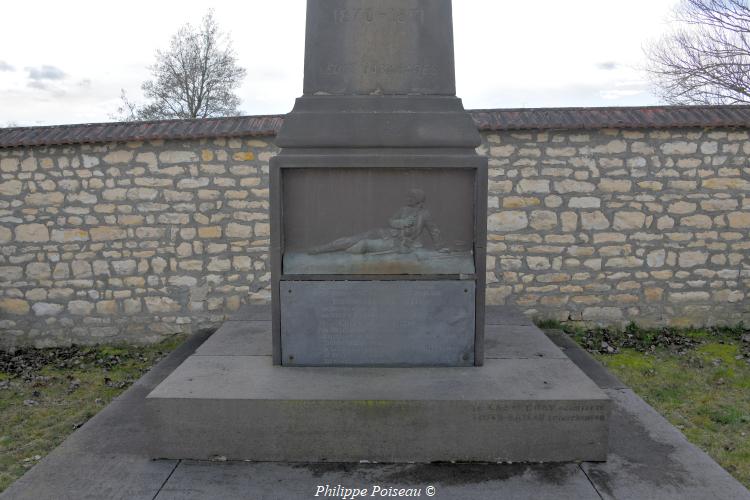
389, 208, 415, 229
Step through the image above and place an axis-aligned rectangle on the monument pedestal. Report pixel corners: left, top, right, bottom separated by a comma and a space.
146, 306, 611, 463
271, 150, 487, 367
270, 0, 488, 367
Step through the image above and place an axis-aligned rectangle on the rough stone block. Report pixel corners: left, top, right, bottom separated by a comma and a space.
15, 223, 49, 242
90, 227, 127, 241
0, 298, 30, 315
488, 211, 528, 232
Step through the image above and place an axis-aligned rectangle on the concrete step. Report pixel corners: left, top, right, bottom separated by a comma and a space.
146, 307, 610, 462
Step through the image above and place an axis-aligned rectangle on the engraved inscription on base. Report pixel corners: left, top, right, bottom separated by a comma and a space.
471, 402, 609, 424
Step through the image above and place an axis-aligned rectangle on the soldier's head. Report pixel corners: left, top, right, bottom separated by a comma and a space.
407, 188, 425, 207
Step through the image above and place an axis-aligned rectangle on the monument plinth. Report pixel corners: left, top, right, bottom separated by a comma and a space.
147, 0, 611, 463
271, 0, 487, 367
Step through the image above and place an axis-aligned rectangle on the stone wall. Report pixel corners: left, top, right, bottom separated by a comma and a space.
0, 126, 748, 346
0, 138, 274, 347
481, 127, 750, 327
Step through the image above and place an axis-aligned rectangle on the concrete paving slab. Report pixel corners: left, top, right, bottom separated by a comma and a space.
195, 320, 271, 357
1, 452, 176, 500
485, 325, 568, 359
485, 306, 534, 326
112, 329, 214, 403
227, 304, 271, 322
149, 355, 605, 402
544, 329, 627, 390
583, 388, 750, 500
155, 461, 601, 500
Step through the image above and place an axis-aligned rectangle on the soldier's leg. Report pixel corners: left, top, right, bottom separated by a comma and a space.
308, 235, 363, 254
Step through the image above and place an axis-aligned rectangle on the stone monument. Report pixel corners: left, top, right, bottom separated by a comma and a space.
271, 0, 487, 367
146, 0, 611, 463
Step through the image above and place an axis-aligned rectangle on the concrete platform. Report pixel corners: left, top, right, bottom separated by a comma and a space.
3, 306, 748, 500
146, 308, 610, 462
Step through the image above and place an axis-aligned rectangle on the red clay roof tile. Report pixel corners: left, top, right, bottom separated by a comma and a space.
1, 106, 749, 148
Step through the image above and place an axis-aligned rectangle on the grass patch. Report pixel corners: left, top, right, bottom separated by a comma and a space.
0, 336, 185, 493
577, 323, 750, 489
534, 318, 564, 330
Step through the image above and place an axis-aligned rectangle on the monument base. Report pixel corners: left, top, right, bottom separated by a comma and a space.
146, 306, 611, 462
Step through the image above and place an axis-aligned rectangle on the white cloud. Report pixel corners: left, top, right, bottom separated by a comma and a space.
26, 65, 66, 81
596, 62, 619, 71
27, 80, 53, 91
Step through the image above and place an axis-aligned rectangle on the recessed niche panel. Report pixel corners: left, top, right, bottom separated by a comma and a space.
282, 168, 476, 275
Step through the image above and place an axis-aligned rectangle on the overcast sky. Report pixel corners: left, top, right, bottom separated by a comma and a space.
0, 0, 678, 127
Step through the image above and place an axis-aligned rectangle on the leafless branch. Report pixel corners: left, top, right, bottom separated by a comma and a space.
646, 0, 750, 104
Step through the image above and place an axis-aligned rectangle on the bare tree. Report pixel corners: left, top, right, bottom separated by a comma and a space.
116, 10, 246, 121
646, 0, 750, 105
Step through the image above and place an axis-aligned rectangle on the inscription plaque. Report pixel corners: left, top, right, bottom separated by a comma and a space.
280, 281, 475, 366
